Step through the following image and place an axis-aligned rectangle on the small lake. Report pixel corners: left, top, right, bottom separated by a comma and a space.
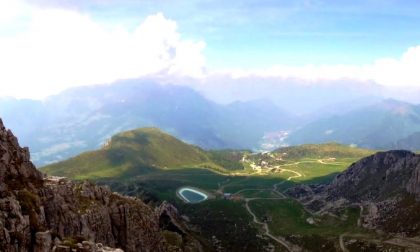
177, 187, 208, 203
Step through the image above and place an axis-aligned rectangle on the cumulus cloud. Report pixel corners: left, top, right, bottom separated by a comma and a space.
367, 46, 420, 87
1, 0, 420, 100
218, 45, 420, 88
0, 2, 205, 99
0, 0, 26, 24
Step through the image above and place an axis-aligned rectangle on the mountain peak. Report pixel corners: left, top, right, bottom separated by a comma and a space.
109, 127, 168, 146
43, 127, 212, 179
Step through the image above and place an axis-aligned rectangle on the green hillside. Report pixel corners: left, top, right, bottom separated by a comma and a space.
41, 127, 241, 179
42, 129, 373, 182
273, 142, 374, 160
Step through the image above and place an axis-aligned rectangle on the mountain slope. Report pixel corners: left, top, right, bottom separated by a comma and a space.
41, 127, 243, 179
287, 99, 420, 149
0, 119, 201, 251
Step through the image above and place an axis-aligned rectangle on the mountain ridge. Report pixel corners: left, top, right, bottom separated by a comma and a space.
287, 99, 420, 150
1, 80, 294, 166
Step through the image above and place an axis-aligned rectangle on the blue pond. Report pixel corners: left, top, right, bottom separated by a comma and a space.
178, 187, 208, 203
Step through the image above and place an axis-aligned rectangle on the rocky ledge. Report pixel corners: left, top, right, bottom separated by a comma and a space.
0, 119, 201, 252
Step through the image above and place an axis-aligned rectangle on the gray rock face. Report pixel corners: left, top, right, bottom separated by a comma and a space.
327, 150, 420, 201
287, 150, 420, 236
0, 119, 196, 251
407, 158, 420, 197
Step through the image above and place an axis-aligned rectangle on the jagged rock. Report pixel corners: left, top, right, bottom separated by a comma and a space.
0, 119, 199, 251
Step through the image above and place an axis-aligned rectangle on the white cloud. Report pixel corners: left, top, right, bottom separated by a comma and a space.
217, 45, 420, 88
366, 46, 420, 87
0, 0, 27, 25
0, 3, 206, 99
1, 0, 420, 100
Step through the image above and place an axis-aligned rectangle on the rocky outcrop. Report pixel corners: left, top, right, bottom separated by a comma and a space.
37, 179, 165, 251
287, 150, 420, 236
327, 150, 419, 201
0, 119, 199, 251
407, 159, 420, 196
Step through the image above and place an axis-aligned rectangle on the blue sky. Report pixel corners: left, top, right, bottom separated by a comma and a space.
1, 0, 420, 98
32, 0, 420, 68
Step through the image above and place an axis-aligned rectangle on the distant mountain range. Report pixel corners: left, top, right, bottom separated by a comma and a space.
0, 80, 293, 166
287, 99, 420, 150
1, 79, 420, 166
191, 76, 385, 115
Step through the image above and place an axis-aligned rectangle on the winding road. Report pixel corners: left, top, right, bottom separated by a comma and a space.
219, 157, 346, 251
339, 233, 349, 252
230, 172, 303, 251
245, 198, 295, 251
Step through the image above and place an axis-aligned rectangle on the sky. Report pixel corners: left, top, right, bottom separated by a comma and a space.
1, 0, 420, 99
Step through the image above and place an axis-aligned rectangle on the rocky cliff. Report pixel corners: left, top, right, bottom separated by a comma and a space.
0, 119, 200, 252
287, 150, 420, 236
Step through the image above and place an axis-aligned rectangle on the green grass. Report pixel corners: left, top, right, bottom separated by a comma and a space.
207, 149, 249, 170
222, 176, 284, 193
236, 189, 282, 198
40, 150, 135, 179
249, 199, 363, 237
102, 167, 290, 203
177, 199, 285, 251
133, 169, 226, 201
279, 158, 361, 182
247, 198, 375, 251
273, 142, 374, 160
